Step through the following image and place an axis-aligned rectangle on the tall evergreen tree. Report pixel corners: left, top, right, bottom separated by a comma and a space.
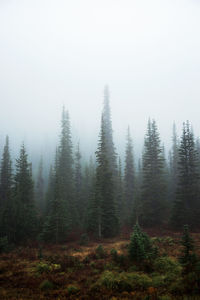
0, 136, 14, 241
0, 136, 12, 210
14, 143, 36, 243
45, 165, 55, 216
116, 156, 124, 227
141, 119, 167, 226
88, 115, 118, 238
171, 121, 200, 228
169, 123, 179, 204
74, 142, 83, 222
35, 156, 45, 215
102, 85, 117, 174
124, 126, 135, 224
43, 108, 76, 242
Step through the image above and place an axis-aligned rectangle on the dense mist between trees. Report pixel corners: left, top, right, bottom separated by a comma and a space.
1, 86, 200, 246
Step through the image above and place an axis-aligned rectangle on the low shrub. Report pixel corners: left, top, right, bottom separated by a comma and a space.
110, 248, 118, 262
39, 279, 54, 290
36, 262, 51, 273
67, 284, 80, 295
153, 257, 181, 275
93, 270, 152, 292
95, 245, 107, 259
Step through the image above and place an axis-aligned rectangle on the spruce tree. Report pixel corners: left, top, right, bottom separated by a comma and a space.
129, 224, 156, 264
124, 126, 135, 224
74, 142, 83, 222
102, 85, 117, 174
45, 165, 55, 216
116, 157, 124, 227
141, 119, 166, 226
88, 115, 118, 238
35, 156, 45, 215
179, 225, 197, 274
0, 136, 14, 242
43, 108, 76, 242
0, 136, 12, 210
172, 121, 200, 228
14, 143, 36, 243
169, 123, 179, 204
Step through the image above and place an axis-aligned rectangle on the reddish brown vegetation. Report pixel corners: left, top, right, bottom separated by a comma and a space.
0, 230, 200, 299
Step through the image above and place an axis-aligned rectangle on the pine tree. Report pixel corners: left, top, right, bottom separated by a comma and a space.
0, 136, 14, 242
169, 123, 179, 204
179, 225, 197, 274
74, 142, 83, 222
141, 119, 167, 226
102, 85, 117, 174
35, 156, 45, 215
45, 165, 55, 216
129, 224, 156, 264
116, 157, 124, 227
14, 143, 37, 243
43, 108, 76, 242
0, 136, 12, 210
171, 121, 200, 228
124, 126, 135, 224
88, 115, 118, 238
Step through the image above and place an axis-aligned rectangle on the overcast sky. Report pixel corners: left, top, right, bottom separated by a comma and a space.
0, 0, 200, 162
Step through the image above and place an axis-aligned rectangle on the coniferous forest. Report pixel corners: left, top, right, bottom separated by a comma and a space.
1, 1, 200, 299
1, 87, 200, 299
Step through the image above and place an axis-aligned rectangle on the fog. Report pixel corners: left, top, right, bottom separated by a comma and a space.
0, 0, 200, 168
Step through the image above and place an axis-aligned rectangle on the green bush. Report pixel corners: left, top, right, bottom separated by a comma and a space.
95, 245, 106, 259
67, 285, 80, 295
36, 262, 51, 273
110, 248, 118, 261
129, 224, 157, 265
39, 279, 54, 290
154, 257, 181, 275
93, 270, 152, 292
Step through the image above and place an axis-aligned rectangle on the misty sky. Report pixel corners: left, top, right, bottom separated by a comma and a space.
0, 0, 200, 163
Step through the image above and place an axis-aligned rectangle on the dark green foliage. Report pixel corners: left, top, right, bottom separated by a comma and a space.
35, 156, 45, 215
129, 224, 157, 265
179, 225, 197, 273
74, 143, 84, 224
141, 119, 167, 226
172, 121, 200, 228
96, 244, 107, 258
39, 279, 54, 290
43, 108, 76, 242
116, 157, 124, 226
102, 85, 117, 174
92, 270, 152, 292
0, 136, 12, 210
0, 136, 15, 243
110, 248, 118, 262
67, 285, 80, 295
124, 127, 135, 224
88, 114, 119, 238
169, 123, 179, 206
13, 143, 37, 243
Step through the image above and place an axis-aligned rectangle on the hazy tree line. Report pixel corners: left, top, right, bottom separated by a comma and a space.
1, 86, 200, 245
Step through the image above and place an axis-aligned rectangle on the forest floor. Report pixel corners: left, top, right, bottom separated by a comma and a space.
0, 228, 200, 300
